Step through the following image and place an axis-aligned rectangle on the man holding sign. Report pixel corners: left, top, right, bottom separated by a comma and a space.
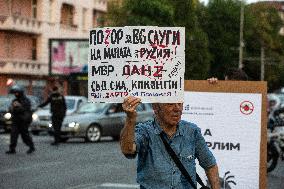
88, 26, 186, 103
120, 96, 220, 189
88, 26, 220, 188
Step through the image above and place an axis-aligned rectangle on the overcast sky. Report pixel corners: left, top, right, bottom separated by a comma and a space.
200, 0, 283, 5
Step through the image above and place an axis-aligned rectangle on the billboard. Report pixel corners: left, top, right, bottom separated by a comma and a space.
49, 39, 89, 75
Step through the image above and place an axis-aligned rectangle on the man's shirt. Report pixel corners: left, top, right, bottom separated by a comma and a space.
132, 120, 216, 189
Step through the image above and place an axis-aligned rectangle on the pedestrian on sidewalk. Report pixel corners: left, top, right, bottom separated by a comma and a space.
207, 67, 249, 83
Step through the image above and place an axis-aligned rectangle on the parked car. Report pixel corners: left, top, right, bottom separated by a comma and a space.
56, 102, 154, 142
0, 95, 40, 132
30, 96, 87, 135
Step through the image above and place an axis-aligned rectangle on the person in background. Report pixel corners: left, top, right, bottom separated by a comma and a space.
38, 86, 66, 145
267, 94, 282, 130
120, 96, 220, 189
6, 85, 35, 154
208, 68, 249, 83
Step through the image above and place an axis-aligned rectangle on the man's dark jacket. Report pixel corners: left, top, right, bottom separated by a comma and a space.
10, 96, 32, 124
39, 92, 67, 118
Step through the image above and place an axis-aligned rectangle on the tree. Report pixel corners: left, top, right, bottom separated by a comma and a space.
171, 0, 211, 79
244, 2, 284, 90
200, 0, 284, 89
107, 0, 174, 26
202, 0, 242, 79
107, 0, 211, 79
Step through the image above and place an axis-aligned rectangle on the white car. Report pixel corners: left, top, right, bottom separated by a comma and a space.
30, 96, 87, 135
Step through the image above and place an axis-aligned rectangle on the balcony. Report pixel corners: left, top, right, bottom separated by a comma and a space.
0, 14, 43, 34
0, 58, 48, 75
60, 23, 78, 32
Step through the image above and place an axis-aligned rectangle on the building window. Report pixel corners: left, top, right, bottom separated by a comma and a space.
32, 38, 37, 60
32, 0, 37, 19
60, 3, 75, 26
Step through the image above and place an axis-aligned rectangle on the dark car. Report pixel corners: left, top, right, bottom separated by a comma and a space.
0, 95, 40, 132
55, 102, 154, 142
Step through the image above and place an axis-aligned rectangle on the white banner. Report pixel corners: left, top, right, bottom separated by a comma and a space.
88, 26, 185, 103
182, 92, 262, 189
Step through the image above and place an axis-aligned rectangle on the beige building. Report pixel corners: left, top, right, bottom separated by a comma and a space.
0, 0, 107, 99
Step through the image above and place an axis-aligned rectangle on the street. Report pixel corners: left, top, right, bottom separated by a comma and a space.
267, 158, 284, 189
0, 133, 283, 189
0, 133, 138, 189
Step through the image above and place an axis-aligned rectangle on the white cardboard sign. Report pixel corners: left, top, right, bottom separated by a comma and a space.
88, 26, 185, 103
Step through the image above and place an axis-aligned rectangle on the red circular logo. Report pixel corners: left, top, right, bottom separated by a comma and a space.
240, 101, 254, 115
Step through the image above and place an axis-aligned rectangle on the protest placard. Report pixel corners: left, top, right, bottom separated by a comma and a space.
88, 26, 185, 103
183, 80, 267, 189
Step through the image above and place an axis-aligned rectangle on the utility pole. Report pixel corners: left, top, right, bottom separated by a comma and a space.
239, 1, 244, 69
261, 46, 265, 81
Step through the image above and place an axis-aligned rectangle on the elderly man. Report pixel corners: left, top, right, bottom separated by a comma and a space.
120, 96, 220, 189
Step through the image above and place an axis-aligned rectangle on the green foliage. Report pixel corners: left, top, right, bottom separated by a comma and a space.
109, 0, 175, 26
253, 6, 281, 46
202, 0, 242, 78
106, 1, 127, 26
244, 2, 284, 90
245, 3, 283, 53
202, 0, 284, 91
107, 0, 211, 79
107, 0, 284, 89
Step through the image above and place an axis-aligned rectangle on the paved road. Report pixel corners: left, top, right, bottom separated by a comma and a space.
0, 133, 283, 189
267, 158, 284, 189
0, 133, 138, 189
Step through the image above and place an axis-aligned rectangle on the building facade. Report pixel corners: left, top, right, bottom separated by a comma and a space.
0, 0, 107, 100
